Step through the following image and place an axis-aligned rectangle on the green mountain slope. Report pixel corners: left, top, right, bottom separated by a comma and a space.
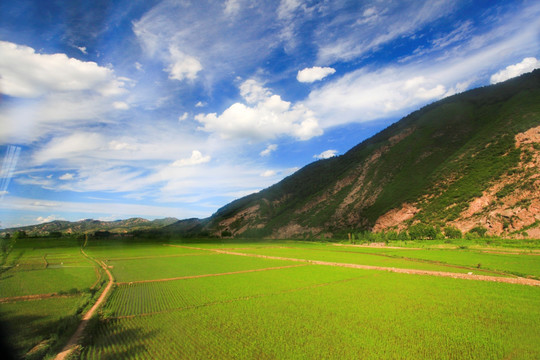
208, 70, 540, 239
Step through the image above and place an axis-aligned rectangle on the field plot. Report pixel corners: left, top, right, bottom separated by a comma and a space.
229, 245, 507, 276
104, 265, 360, 317
333, 246, 540, 278
0, 267, 97, 298
0, 296, 84, 358
103, 253, 296, 283
84, 242, 207, 260
83, 268, 540, 360
1, 242, 98, 298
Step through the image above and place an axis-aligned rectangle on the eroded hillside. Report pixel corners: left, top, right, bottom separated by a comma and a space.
207, 69, 540, 239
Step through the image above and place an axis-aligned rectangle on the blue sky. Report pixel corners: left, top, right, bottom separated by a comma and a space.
1, 0, 539, 228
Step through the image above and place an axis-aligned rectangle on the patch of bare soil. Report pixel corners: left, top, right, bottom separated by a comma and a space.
373, 203, 420, 232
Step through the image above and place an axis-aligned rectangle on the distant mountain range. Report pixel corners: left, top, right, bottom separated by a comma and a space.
4, 70, 540, 239
2, 217, 179, 236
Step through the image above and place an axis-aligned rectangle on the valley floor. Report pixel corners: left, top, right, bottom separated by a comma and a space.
1, 237, 539, 359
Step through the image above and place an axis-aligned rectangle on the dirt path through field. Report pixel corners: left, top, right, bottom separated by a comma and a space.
54, 251, 115, 360
116, 264, 308, 285
167, 244, 540, 287
0, 293, 77, 303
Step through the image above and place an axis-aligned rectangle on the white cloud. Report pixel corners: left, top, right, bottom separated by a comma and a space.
1, 195, 205, 223
196, 79, 322, 141
277, 0, 302, 20
0, 41, 126, 98
113, 101, 130, 110
109, 140, 138, 151
260, 170, 276, 177
179, 112, 189, 121
316, 1, 457, 64
224, 0, 241, 16
260, 144, 278, 156
135, 62, 143, 71
76, 46, 87, 55
314, 149, 337, 159
490, 57, 540, 84
195, 101, 206, 107
297, 67, 336, 83
240, 79, 271, 103
33, 132, 106, 165
36, 215, 64, 223
59, 173, 75, 181
172, 150, 211, 167
306, 6, 540, 130
166, 46, 203, 81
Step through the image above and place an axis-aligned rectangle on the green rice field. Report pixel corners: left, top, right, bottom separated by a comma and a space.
1, 237, 539, 359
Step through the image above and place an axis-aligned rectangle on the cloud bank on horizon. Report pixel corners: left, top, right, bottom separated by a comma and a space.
0, 0, 539, 227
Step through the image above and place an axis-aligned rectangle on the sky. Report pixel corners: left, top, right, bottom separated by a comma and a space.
1, 0, 540, 228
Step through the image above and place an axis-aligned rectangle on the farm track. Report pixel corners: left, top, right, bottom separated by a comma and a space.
0, 293, 77, 303
55, 250, 115, 360
116, 264, 308, 285
167, 244, 540, 287
104, 252, 213, 261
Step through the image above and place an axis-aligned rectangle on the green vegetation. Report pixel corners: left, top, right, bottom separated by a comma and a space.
2, 237, 539, 359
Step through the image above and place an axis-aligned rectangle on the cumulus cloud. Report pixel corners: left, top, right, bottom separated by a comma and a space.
297, 67, 336, 83
314, 149, 337, 159
490, 57, 540, 84
260, 144, 278, 156
0, 41, 126, 98
172, 150, 211, 167
196, 79, 322, 141
166, 46, 203, 81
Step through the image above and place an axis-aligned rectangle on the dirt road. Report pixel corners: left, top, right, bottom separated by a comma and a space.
167, 244, 540, 287
54, 252, 114, 360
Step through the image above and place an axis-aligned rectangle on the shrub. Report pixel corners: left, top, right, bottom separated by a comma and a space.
408, 223, 438, 240
469, 226, 488, 237
443, 226, 462, 239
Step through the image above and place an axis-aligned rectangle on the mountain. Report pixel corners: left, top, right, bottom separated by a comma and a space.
4, 71, 540, 240
2, 217, 179, 236
204, 69, 540, 239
